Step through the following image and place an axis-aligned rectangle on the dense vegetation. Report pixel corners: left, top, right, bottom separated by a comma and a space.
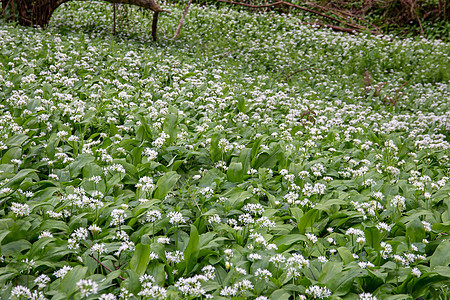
0, 1, 449, 299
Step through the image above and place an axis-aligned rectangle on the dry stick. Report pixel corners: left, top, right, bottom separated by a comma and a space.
416, 16, 424, 37
173, 0, 193, 39
89, 254, 125, 280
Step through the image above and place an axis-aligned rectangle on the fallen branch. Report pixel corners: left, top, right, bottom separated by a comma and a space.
89, 254, 125, 280
214, 0, 380, 34
173, 0, 193, 39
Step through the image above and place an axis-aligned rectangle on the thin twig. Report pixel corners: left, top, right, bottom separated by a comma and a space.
89, 254, 125, 280
0, 0, 13, 17
173, 0, 193, 39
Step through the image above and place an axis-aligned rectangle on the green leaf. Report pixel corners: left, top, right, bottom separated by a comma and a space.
432, 266, 450, 278
327, 268, 367, 296
68, 153, 95, 178
318, 261, 343, 284
0, 169, 36, 191
1, 147, 22, 164
184, 224, 200, 274
129, 243, 151, 276
1, 240, 31, 256
430, 240, 450, 269
364, 226, 381, 250
163, 113, 178, 145
406, 219, 425, 244
6, 134, 28, 147
237, 148, 252, 174
154, 171, 180, 200
298, 209, 318, 234
253, 143, 282, 169
227, 162, 243, 183
273, 234, 307, 250
59, 266, 88, 295
270, 289, 291, 300
337, 247, 355, 265
126, 269, 141, 295
290, 207, 303, 224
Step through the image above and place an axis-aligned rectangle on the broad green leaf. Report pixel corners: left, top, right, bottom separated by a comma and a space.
406, 219, 425, 244
290, 207, 304, 224
154, 171, 180, 200
68, 153, 95, 178
273, 234, 307, 249
298, 209, 318, 234
318, 261, 343, 284
59, 266, 88, 295
270, 289, 291, 300
337, 247, 355, 265
364, 226, 381, 250
227, 162, 243, 183
1, 240, 31, 256
163, 113, 178, 145
184, 224, 200, 274
0, 169, 36, 190
129, 243, 151, 276
327, 268, 367, 296
6, 134, 28, 147
430, 240, 450, 269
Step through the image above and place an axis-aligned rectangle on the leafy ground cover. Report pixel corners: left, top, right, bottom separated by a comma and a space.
0, 1, 449, 299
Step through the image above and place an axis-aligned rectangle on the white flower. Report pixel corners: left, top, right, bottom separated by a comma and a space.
412, 267, 421, 277
34, 274, 51, 289
11, 202, 30, 217
110, 209, 126, 226
99, 293, 117, 300
53, 265, 73, 279
143, 148, 158, 160
88, 224, 102, 233
359, 293, 378, 300
305, 285, 332, 299
168, 211, 185, 224
91, 243, 108, 255
318, 256, 328, 263
11, 285, 32, 299
76, 279, 98, 297
38, 230, 53, 239
255, 268, 272, 281
157, 237, 170, 244
391, 195, 406, 210
165, 250, 184, 264
146, 210, 162, 222
135, 176, 155, 192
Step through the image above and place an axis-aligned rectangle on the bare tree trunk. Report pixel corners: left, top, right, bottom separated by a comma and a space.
112, 3, 116, 34
151, 10, 159, 41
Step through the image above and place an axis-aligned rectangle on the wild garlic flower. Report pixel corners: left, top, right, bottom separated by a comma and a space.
305, 285, 332, 299
168, 211, 185, 224
11, 202, 30, 217
53, 266, 73, 279
76, 279, 98, 298
145, 210, 162, 222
